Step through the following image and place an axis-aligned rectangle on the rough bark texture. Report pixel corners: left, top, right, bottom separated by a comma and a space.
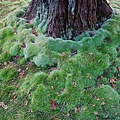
24, 0, 113, 39
23, 0, 37, 20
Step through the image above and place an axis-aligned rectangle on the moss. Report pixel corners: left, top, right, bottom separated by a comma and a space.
9, 43, 23, 56
37, 19, 48, 33
73, 31, 90, 41
102, 18, 120, 34
75, 85, 120, 120
23, 43, 41, 59
3, 7, 26, 26
0, 26, 14, 42
0, 67, 18, 82
0, 1, 120, 119
116, 81, 120, 94
95, 85, 120, 119
19, 72, 48, 96
30, 84, 50, 112
24, 34, 36, 43
62, 52, 110, 78
33, 53, 50, 67
0, 86, 15, 98
115, 58, 120, 66
96, 77, 110, 85
19, 57, 27, 65
0, 52, 11, 62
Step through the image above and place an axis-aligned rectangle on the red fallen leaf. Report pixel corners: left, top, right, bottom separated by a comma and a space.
50, 100, 57, 110
109, 78, 118, 90
35, 32, 38, 36
111, 84, 117, 90
22, 42, 26, 48
19, 70, 25, 78
16, 56, 20, 59
32, 28, 38, 36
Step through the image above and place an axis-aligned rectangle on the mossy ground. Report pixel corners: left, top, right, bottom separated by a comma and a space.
0, 0, 120, 120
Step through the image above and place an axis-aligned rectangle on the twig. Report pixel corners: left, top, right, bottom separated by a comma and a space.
49, 102, 66, 120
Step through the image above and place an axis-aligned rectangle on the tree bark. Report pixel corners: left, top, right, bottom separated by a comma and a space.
24, 0, 113, 39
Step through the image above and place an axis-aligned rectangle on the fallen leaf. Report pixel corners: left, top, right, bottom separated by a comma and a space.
25, 100, 29, 106
111, 106, 116, 108
50, 100, 57, 110
101, 102, 105, 105
84, 107, 86, 112
94, 111, 98, 115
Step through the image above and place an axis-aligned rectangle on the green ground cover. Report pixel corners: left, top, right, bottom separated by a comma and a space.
0, 0, 120, 120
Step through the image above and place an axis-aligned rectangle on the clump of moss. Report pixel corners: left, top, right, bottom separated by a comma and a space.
19, 57, 27, 65
23, 43, 41, 59
19, 72, 48, 96
0, 52, 11, 62
0, 67, 18, 82
9, 43, 23, 56
33, 53, 50, 67
0, 86, 15, 99
75, 85, 120, 120
0, 26, 14, 44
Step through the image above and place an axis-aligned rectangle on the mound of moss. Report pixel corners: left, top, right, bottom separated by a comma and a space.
0, 67, 18, 82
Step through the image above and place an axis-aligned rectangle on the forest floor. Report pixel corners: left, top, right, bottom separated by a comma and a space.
0, 0, 120, 120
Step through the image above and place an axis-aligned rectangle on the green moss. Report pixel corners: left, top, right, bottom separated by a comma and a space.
0, 26, 14, 42
9, 43, 23, 56
19, 57, 27, 65
115, 58, 120, 66
73, 31, 90, 41
0, 1, 120, 119
0, 52, 11, 62
0, 86, 15, 98
30, 84, 50, 112
116, 81, 120, 94
33, 53, 50, 67
96, 85, 120, 119
62, 52, 110, 78
75, 85, 120, 120
97, 77, 110, 85
37, 19, 48, 33
23, 43, 41, 59
24, 34, 36, 43
0, 67, 18, 82
19, 72, 48, 96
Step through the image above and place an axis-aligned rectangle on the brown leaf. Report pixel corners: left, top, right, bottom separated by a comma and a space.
118, 67, 120, 72
50, 100, 57, 110
101, 102, 105, 105
84, 107, 86, 112
94, 111, 98, 115
111, 106, 116, 108
25, 100, 29, 106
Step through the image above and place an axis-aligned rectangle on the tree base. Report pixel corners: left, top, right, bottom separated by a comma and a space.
24, 0, 113, 39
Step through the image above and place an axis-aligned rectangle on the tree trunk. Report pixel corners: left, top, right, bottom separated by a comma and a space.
24, 0, 113, 39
